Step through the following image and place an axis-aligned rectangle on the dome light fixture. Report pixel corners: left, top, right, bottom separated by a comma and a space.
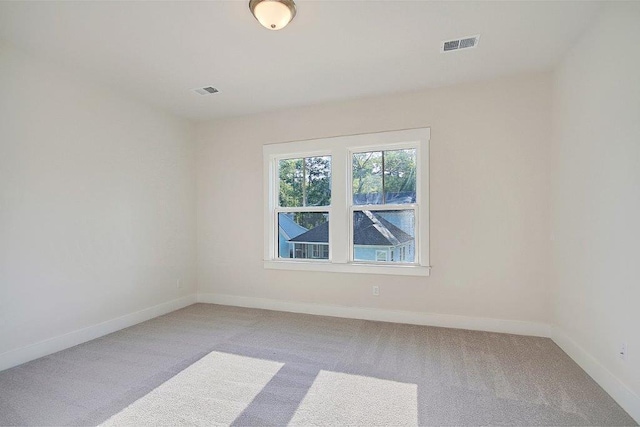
249, 0, 297, 31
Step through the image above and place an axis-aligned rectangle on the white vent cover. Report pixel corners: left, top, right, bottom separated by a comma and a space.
441, 35, 480, 53
193, 86, 219, 95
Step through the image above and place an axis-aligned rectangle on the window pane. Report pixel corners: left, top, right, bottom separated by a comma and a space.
305, 156, 331, 206
352, 151, 383, 204
279, 156, 331, 207
279, 158, 304, 207
353, 210, 415, 263
384, 149, 416, 204
278, 212, 329, 259
352, 149, 417, 205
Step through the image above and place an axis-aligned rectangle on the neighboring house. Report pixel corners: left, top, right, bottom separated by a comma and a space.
284, 210, 414, 262
352, 210, 414, 262
278, 213, 309, 258
286, 221, 330, 260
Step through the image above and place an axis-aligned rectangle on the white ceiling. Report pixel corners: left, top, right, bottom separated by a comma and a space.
0, 1, 602, 121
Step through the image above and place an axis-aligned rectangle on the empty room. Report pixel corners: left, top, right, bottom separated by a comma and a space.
1, 0, 639, 425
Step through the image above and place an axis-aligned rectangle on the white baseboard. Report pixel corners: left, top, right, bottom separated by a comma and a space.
551, 327, 640, 423
0, 294, 197, 372
197, 293, 551, 337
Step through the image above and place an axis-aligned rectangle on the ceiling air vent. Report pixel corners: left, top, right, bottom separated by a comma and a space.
193, 86, 219, 96
441, 35, 480, 53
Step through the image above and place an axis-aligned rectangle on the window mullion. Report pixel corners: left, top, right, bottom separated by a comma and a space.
329, 149, 347, 264
302, 157, 307, 207
381, 150, 386, 204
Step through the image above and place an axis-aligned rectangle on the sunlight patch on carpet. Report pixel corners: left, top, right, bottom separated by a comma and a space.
101, 351, 284, 426
289, 370, 418, 426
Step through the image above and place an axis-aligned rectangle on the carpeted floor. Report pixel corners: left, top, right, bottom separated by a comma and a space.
0, 303, 636, 426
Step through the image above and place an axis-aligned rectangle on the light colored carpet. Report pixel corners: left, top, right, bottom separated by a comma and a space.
102, 352, 418, 426
0, 303, 636, 426
103, 351, 285, 426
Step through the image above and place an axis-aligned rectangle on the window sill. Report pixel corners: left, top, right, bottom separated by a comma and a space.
263, 260, 431, 277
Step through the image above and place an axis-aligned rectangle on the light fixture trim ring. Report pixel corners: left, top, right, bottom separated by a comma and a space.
249, 0, 297, 30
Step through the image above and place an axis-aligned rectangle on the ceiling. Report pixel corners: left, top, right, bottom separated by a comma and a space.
0, 1, 602, 121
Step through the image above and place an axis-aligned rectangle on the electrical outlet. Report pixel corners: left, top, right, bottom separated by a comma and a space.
176, 279, 183, 289
619, 343, 628, 361
372, 285, 380, 296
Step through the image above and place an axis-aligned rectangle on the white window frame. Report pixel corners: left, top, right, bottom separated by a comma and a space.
263, 128, 430, 276
349, 142, 421, 266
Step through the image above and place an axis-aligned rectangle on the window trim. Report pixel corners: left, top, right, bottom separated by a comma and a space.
263, 128, 430, 276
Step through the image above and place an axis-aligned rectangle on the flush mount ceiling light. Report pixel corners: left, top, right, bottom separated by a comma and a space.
249, 0, 296, 31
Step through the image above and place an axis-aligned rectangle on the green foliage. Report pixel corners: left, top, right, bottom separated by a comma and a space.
293, 212, 327, 230
277, 149, 415, 232
279, 156, 331, 207
305, 156, 331, 206
352, 151, 383, 198
384, 149, 416, 194
279, 158, 304, 207
352, 149, 416, 203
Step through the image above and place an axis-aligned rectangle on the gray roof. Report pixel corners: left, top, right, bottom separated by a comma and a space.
289, 211, 413, 246
354, 211, 413, 246
288, 221, 329, 243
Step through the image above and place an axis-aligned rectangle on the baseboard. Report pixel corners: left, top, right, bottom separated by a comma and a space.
552, 327, 640, 423
0, 294, 197, 372
197, 293, 551, 337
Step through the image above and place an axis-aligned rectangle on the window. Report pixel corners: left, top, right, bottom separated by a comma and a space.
352, 147, 416, 264
264, 128, 430, 276
276, 156, 331, 261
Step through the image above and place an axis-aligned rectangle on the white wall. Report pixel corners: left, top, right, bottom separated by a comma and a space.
551, 2, 640, 419
0, 45, 197, 360
196, 72, 552, 327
